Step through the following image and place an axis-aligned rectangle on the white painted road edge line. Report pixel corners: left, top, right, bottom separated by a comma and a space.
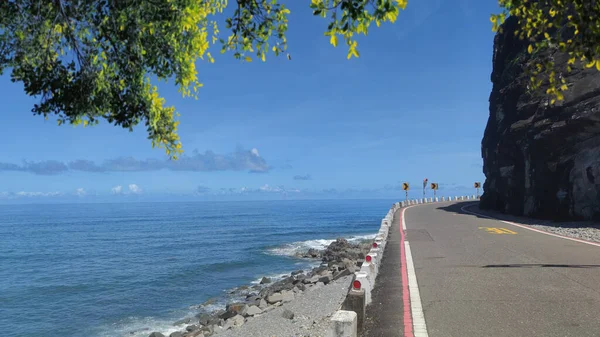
461, 203, 600, 248
402, 207, 429, 337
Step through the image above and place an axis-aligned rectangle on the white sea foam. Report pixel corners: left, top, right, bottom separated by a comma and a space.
250, 272, 294, 285
267, 233, 377, 257
96, 315, 188, 337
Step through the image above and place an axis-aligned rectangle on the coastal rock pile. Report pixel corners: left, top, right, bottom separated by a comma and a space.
149, 238, 372, 337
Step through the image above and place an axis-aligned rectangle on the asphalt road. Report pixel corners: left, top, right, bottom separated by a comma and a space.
364, 201, 600, 337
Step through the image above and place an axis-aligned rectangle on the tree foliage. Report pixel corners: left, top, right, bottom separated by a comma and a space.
492, 0, 600, 104
0, 0, 407, 158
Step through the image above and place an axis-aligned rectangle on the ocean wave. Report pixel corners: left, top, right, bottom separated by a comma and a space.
95, 314, 190, 337
267, 233, 377, 257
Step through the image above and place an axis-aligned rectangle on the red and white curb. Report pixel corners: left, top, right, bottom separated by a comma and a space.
331, 198, 481, 337
400, 206, 428, 337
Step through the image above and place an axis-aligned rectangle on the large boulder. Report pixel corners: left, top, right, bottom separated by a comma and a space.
246, 305, 263, 316
230, 314, 245, 326
225, 303, 248, 317
318, 274, 332, 285
258, 277, 295, 298
481, 15, 600, 220
185, 325, 198, 332
259, 277, 271, 284
169, 332, 184, 337
281, 290, 294, 302
266, 292, 283, 304
333, 268, 352, 281
149, 333, 165, 337
195, 313, 211, 326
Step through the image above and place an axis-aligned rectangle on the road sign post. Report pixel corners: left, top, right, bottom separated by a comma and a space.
474, 182, 481, 198
430, 183, 438, 199
402, 182, 410, 201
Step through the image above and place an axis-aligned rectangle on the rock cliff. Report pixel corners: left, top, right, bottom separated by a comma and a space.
481, 16, 600, 220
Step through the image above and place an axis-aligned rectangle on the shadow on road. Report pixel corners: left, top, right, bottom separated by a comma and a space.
436, 201, 600, 230
436, 201, 486, 218
482, 264, 600, 269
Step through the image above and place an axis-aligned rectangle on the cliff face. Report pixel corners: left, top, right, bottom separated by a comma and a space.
481, 16, 600, 220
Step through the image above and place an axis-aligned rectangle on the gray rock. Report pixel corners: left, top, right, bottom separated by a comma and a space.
200, 324, 214, 335
230, 314, 245, 326
173, 317, 194, 326
184, 332, 203, 337
318, 274, 332, 285
294, 274, 307, 282
333, 268, 351, 281
195, 313, 210, 326
307, 275, 320, 284
245, 295, 261, 306
218, 310, 236, 320
266, 292, 283, 304
222, 319, 234, 330
246, 305, 263, 316
259, 277, 271, 284
262, 305, 275, 313
149, 333, 165, 337
225, 303, 248, 317
282, 309, 295, 320
291, 270, 303, 276
342, 258, 357, 272
281, 290, 295, 302
258, 298, 268, 309
169, 332, 184, 337
186, 325, 198, 332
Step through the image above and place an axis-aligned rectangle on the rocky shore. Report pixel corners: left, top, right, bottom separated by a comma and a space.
146, 238, 372, 337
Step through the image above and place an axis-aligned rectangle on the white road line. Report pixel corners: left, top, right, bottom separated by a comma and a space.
461, 204, 600, 248
402, 207, 429, 337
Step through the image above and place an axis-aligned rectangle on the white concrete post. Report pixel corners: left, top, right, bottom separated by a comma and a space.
329, 310, 357, 337
367, 251, 380, 276
354, 271, 372, 304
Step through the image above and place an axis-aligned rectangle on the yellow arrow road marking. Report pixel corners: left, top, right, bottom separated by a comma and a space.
478, 227, 517, 234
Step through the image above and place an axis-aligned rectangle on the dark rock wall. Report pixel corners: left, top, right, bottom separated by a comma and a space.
481, 16, 600, 220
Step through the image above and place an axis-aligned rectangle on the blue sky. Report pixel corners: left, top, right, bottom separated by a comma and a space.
0, 0, 499, 203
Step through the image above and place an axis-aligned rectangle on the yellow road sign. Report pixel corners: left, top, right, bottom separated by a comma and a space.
430, 183, 438, 190
402, 182, 410, 191
474, 182, 481, 188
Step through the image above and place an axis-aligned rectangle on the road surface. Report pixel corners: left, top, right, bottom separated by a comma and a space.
363, 201, 600, 337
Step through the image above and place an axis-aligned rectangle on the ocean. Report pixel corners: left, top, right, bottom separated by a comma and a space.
0, 199, 394, 337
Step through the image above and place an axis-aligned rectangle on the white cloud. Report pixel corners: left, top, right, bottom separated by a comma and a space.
75, 188, 86, 197
259, 184, 283, 192
128, 184, 142, 194
14, 191, 62, 197
251, 148, 260, 157
111, 185, 123, 194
